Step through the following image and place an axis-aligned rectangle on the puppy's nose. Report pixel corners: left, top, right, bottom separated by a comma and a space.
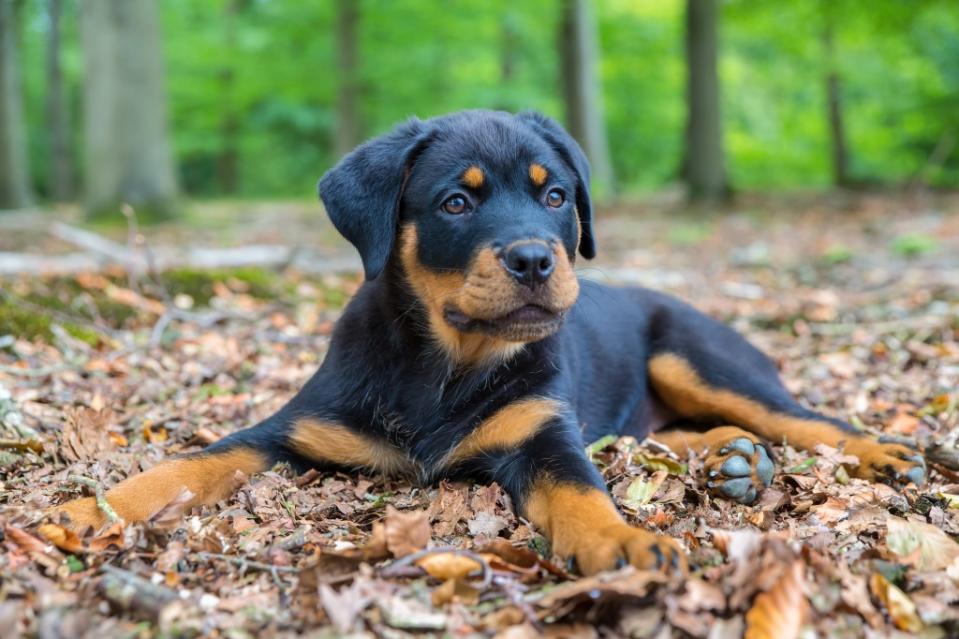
504, 242, 554, 289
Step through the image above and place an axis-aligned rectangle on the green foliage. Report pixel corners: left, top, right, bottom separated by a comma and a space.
0, 298, 98, 345
891, 233, 938, 258
161, 267, 284, 305
14, 0, 959, 198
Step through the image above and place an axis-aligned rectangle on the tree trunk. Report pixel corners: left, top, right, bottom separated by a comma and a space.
45, 0, 74, 201
559, 0, 615, 196
684, 0, 727, 202
822, 4, 850, 187
81, 0, 178, 220
0, 0, 33, 209
217, 0, 240, 194
334, 0, 360, 158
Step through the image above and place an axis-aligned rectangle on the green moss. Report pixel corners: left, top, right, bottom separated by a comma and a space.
161, 267, 283, 305
0, 300, 98, 345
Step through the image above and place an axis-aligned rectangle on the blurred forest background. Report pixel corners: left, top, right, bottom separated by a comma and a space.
1, 0, 958, 220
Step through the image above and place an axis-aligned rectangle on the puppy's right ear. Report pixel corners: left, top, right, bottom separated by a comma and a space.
319, 119, 433, 280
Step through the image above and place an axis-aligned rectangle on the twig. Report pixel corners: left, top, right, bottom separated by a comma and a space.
99, 564, 188, 621
194, 551, 299, 588
68, 475, 120, 523
51, 222, 134, 263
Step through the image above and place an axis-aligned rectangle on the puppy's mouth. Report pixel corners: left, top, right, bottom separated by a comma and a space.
443, 303, 567, 341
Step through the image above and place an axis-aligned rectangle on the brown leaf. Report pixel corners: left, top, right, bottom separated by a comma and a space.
146, 488, 196, 531
87, 522, 128, 552
744, 560, 808, 639
60, 407, 116, 462
415, 552, 482, 581
467, 510, 508, 538
869, 573, 923, 633
37, 524, 84, 554
430, 577, 480, 606
4, 524, 54, 555
383, 505, 430, 558
885, 516, 959, 572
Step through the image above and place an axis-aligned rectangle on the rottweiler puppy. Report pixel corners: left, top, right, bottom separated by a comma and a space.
56, 110, 926, 575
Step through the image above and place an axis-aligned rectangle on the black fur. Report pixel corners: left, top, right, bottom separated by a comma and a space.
212, 109, 863, 516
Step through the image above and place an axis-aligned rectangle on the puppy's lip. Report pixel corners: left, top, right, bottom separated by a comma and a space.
443, 304, 566, 333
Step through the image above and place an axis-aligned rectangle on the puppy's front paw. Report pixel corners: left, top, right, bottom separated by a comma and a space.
847, 440, 926, 486
567, 524, 687, 576
51, 497, 110, 532
704, 434, 775, 505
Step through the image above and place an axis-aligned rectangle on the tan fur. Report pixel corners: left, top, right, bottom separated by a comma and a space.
529, 163, 548, 187
462, 166, 484, 189
444, 398, 561, 466
289, 418, 414, 476
400, 225, 568, 367
55, 448, 266, 531
525, 480, 686, 575
648, 353, 920, 480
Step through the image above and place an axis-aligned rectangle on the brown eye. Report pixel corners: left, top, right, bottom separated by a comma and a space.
546, 189, 565, 208
442, 195, 468, 215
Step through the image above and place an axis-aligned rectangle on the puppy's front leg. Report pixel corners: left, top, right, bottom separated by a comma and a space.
487, 416, 686, 575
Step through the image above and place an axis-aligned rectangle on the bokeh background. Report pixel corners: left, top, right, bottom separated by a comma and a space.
1, 0, 958, 218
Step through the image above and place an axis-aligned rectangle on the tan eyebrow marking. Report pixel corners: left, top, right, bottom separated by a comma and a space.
462, 166, 484, 189
529, 163, 548, 187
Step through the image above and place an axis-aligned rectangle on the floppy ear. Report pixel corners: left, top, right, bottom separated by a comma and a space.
318, 119, 433, 280
516, 111, 596, 259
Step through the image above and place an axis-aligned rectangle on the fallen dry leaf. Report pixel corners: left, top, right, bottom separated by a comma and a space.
415, 552, 483, 581
869, 573, 923, 633
383, 505, 431, 557
886, 515, 959, 571
60, 406, 116, 462
744, 560, 808, 639
37, 523, 84, 554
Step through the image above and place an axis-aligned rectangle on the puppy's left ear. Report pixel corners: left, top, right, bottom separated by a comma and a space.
319, 119, 433, 280
517, 111, 596, 259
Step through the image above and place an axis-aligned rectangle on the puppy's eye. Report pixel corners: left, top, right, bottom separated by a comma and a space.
546, 189, 565, 208
442, 195, 468, 215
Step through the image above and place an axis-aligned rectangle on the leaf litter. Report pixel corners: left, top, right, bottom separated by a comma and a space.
1, 194, 958, 637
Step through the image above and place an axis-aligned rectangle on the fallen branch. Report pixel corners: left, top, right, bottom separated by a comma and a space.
69, 475, 120, 524
51, 222, 134, 263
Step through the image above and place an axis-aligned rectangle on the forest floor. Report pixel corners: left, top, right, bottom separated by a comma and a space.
1, 191, 958, 638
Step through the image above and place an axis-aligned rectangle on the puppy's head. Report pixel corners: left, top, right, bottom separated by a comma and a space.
319, 110, 595, 360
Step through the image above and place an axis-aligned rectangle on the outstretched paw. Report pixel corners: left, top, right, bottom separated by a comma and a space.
847, 440, 926, 486
704, 434, 775, 505
567, 524, 687, 576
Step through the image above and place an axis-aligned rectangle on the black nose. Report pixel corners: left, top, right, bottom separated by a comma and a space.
503, 242, 555, 288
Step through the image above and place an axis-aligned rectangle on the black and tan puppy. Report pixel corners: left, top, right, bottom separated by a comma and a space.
57, 110, 926, 575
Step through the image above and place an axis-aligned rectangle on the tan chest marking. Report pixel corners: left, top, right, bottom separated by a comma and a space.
444, 397, 561, 466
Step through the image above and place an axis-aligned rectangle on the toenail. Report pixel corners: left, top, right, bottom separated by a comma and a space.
720, 456, 752, 477
743, 486, 757, 504
615, 557, 627, 569
719, 477, 753, 499
728, 438, 756, 456
709, 469, 719, 478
